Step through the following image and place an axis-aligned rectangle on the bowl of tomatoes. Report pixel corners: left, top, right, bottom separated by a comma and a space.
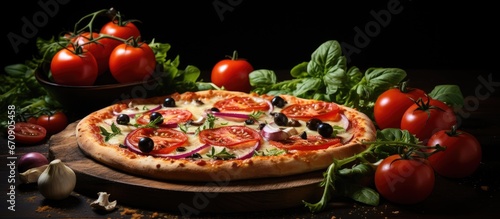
35, 63, 162, 117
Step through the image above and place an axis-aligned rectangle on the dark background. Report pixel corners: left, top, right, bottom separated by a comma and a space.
2, 0, 497, 77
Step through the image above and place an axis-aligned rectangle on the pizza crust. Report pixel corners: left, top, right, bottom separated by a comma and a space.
76, 90, 376, 182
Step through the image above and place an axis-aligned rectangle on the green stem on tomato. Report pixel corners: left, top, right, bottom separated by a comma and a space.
73, 9, 108, 35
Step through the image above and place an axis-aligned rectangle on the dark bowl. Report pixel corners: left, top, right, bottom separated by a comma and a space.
35, 66, 163, 117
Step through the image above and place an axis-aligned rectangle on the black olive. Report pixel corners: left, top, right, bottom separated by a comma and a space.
317, 123, 334, 138
150, 112, 164, 124
300, 131, 307, 139
271, 96, 287, 108
273, 112, 289, 126
258, 123, 266, 130
245, 119, 255, 125
176, 147, 187, 152
190, 153, 202, 159
116, 114, 130, 125
195, 99, 204, 105
138, 137, 154, 153
163, 97, 176, 107
306, 118, 322, 131
287, 119, 301, 127
209, 107, 220, 112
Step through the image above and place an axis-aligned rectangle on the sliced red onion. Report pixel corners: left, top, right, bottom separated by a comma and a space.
251, 96, 274, 114
235, 140, 261, 160
156, 144, 210, 159
260, 123, 296, 141
113, 104, 162, 117
339, 114, 350, 130
337, 132, 354, 143
159, 123, 178, 128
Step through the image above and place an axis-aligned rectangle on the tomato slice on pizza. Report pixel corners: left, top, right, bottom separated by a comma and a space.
213, 96, 270, 112
269, 135, 341, 150
199, 126, 262, 147
125, 127, 189, 154
136, 109, 192, 125
281, 102, 341, 121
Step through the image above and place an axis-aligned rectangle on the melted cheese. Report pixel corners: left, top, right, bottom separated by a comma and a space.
100, 95, 352, 159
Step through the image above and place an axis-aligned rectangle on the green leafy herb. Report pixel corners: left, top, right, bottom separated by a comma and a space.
249, 40, 407, 118
149, 39, 220, 95
133, 116, 163, 129
99, 123, 122, 142
428, 84, 464, 109
206, 147, 236, 160
254, 148, 287, 156
248, 111, 264, 121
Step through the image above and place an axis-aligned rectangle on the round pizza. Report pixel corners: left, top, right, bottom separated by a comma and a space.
76, 90, 376, 182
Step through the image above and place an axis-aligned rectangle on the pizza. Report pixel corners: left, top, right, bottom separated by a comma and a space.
75, 90, 376, 182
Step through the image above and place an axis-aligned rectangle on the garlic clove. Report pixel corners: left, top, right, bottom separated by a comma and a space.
19, 164, 48, 184
90, 192, 117, 211
37, 159, 76, 200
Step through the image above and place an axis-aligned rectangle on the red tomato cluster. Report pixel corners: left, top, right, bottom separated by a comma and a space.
373, 84, 482, 205
50, 10, 156, 86
374, 85, 456, 143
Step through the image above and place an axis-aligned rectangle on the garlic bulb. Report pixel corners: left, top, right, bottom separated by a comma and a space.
37, 159, 76, 200
19, 164, 48, 184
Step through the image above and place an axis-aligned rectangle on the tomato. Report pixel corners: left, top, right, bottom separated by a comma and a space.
269, 135, 341, 150
50, 44, 98, 86
374, 85, 427, 129
211, 51, 254, 93
375, 154, 435, 204
27, 117, 38, 124
125, 128, 188, 154
427, 127, 482, 178
213, 96, 270, 112
199, 126, 261, 147
400, 98, 457, 143
36, 111, 68, 135
109, 42, 156, 83
14, 122, 47, 145
136, 109, 192, 125
100, 20, 141, 51
71, 32, 110, 75
281, 102, 341, 121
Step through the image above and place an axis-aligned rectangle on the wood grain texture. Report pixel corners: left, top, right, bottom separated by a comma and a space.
48, 121, 325, 213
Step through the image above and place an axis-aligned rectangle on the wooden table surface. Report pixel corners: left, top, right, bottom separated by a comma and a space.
1, 69, 499, 219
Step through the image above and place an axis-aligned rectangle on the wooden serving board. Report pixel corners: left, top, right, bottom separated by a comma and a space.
48, 121, 325, 213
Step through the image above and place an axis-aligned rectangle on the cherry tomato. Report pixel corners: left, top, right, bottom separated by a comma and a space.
401, 98, 456, 143
374, 84, 427, 129
427, 127, 482, 178
269, 135, 341, 150
281, 102, 341, 121
14, 122, 47, 145
375, 154, 435, 204
199, 126, 261, 147
50, 44, 98, 86
211, 51, 254, 93
71, 32, 110, 75
109, 42, 156, 83
36, 111, 68, 135
125, 128, 188, 154
136, 109, 192, 126
100, 20, 141, 54
213, 96, 270, 112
